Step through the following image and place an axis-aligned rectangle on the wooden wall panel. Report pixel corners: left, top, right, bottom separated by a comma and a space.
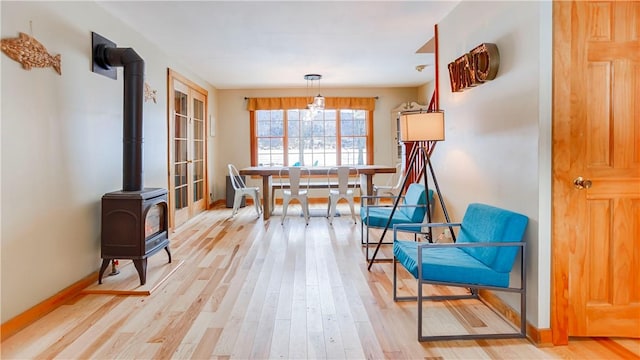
586, 62, 612, 167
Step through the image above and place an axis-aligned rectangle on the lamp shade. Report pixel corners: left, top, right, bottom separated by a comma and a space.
399, 111, 445, 142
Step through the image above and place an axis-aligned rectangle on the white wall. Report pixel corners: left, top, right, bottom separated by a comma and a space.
436, 1, 552, 327
0, 1, 216, 322
417, 81, 435, 106
213, 87, 420, 200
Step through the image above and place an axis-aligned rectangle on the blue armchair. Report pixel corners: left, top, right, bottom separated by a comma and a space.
393, 203, 528, 341
360, 183, 433, 261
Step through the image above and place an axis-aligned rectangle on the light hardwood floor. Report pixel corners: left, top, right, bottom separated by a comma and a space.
2, 204, 639, 359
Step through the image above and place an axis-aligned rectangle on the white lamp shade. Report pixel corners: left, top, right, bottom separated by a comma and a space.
399, 111, 445, 142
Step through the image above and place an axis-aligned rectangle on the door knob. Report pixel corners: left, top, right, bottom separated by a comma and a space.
573, 176, 592, 190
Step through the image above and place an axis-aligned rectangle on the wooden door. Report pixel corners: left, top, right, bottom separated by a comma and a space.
168, 70, 208, 228
552, 1, 640, 344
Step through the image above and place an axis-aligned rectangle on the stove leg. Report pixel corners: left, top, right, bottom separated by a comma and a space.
164, 246, 172, 263
133, 259, 147, 286
98, 259, 110, 284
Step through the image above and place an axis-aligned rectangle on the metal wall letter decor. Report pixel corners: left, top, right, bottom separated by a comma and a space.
448, 43, 499, 92
1, 32, 61, 75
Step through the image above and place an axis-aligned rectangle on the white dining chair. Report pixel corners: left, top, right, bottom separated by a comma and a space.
280, 166, 310, 225
228, 164, 262, 217
373, 163, 404, 203
327, 166, 358, 224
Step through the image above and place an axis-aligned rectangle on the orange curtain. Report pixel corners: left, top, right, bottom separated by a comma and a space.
246, 97, 376, 111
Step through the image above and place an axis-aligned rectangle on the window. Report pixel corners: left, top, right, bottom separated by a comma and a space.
252, 108, 372, 166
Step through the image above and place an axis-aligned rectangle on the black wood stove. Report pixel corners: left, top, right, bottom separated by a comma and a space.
100, 188, 170, 285
93, 34, 171, 285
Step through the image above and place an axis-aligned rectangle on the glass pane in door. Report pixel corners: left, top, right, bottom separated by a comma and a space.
174, 90, 189, 211
174, 163, 188, 209
192, 98, 205, 202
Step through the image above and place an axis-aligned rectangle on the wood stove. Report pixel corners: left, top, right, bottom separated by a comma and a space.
99, 188, 170, 285
93, 33, 171, 285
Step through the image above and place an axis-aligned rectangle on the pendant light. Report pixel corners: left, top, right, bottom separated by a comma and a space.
304, 74, 325, 111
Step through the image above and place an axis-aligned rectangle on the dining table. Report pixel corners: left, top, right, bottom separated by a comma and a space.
239, 165, 397, 220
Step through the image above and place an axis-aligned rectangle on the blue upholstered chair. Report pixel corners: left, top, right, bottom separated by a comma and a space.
360, 183, 433, 260
393, 203, 528, 341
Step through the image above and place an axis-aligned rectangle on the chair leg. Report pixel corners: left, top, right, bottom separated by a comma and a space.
348, 197, 356, 224
366, 222, 370, 256
301, 198, 310, 225
418, 278, 423, 341
393, 257, 398, 301
328, 197, 336, 225
253, 192, 262, 216
365, 224, 370, 260
232, 193, 242, 216
271, 188, 276, 215
281, 198, 289, 225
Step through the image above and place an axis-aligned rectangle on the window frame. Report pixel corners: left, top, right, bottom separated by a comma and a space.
250, 108, 374, 167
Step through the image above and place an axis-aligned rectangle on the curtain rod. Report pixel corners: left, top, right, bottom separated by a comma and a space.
244, 96, 379, 100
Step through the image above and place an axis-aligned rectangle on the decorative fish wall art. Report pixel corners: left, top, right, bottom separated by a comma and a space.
1, 32, 61, 75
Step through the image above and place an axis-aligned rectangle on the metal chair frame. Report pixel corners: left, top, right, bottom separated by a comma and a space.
326, 166, 358, 224
392, 223, 527, 341
373, 163, 404, 203
360, 194, 424, 261
228, 164, 262, 217
279, 166, 311, 225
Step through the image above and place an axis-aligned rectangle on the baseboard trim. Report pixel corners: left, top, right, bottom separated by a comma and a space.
478, 289, 553, 346
1, 272, 97, 341
209, 199, 226, 209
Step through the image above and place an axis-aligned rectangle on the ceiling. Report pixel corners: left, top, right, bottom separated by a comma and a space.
97, 1, 459, 89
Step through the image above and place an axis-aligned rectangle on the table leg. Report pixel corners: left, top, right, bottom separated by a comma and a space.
367, 174, 376, 204
360, 174, 375, 205
261, 175, 272, 220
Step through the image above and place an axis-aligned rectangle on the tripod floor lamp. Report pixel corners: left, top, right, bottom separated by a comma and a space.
367, 110, 456, 270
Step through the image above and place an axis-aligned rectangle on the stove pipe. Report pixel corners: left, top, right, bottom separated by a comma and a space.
95, 45, 144, 191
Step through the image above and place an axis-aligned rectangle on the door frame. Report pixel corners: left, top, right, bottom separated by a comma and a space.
551, 0, 570, 345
